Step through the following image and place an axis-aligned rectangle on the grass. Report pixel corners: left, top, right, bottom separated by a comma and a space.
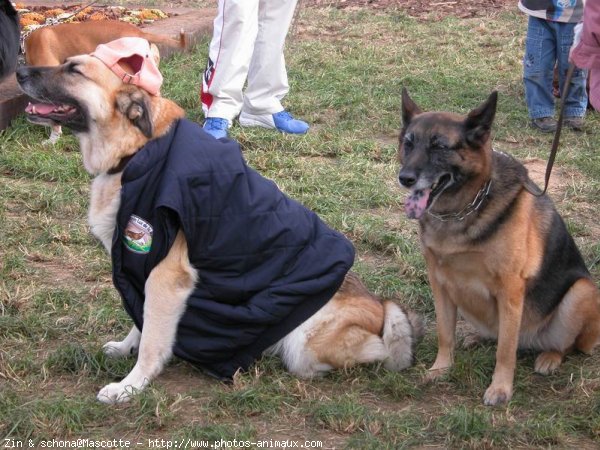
1, 4, 600, 449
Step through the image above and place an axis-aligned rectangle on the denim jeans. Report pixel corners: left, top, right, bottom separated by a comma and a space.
523, 16, 588, 119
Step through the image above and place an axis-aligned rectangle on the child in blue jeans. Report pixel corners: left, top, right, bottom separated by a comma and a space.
519, 0, 587, 132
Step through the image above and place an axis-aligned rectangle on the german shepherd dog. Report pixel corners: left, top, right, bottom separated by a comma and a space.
15, 54, 422, 403
398, 89, 600, 405
0, 0, 20, 80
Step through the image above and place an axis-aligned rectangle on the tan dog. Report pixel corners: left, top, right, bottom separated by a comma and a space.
397, 89, 600, 406
16, 55, 423, 404
24, 20, 185, 144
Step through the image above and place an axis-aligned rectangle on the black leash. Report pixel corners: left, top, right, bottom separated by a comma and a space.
524, 64, 600, 271
525, 63, 576, 197
55, 0, 100, 22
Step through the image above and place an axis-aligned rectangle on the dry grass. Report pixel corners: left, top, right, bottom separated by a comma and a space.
1, 5, 599, 449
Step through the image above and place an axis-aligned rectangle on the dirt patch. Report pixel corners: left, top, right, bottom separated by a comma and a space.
523, 158, 600, 241
522, 158, 571, 200
304, 0, 514, 19
28, 256, 81, 285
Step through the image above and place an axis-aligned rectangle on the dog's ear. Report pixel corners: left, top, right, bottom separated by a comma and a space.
401, 88, 422, 128
116, 88, 153, 138
464, 91, 497, 148
149, 44, 161, 66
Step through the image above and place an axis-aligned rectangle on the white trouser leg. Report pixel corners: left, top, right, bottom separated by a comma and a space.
242, 0, 298, 115
201, 0, 259, 121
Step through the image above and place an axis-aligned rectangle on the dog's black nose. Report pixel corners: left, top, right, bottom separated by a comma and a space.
399, 170, 417, 188
15, 67, 30, 85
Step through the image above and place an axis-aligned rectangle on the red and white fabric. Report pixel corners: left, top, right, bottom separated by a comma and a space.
201, 0, 298, 121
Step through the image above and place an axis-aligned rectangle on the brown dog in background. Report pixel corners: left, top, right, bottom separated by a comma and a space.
398, 88, 600, 406
24, 20, 185, 144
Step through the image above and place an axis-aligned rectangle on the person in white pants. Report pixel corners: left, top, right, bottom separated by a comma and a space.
201, 0, 309, 139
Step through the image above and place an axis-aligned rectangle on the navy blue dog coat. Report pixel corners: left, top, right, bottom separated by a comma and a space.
111, 119, 355, 379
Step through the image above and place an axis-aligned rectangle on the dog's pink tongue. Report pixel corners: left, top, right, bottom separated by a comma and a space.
25, 102, 57, 115
405, 189, 431, 219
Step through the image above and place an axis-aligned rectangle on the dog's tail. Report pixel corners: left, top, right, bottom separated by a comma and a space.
143, 29, 187, 50
381, 300, 424, 371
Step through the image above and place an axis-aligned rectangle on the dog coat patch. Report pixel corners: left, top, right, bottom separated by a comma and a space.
123, 215, 153, 254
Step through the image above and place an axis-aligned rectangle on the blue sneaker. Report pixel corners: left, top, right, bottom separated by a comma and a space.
239, 110, 309, 134
203, 117, 229, 139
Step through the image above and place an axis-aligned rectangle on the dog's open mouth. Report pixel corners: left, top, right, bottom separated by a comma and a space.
25, 102, 78, 122
405, 173, 452, 219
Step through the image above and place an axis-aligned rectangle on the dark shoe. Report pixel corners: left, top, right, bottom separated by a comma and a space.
531, 117, 557, 133
564, 116, 584, 131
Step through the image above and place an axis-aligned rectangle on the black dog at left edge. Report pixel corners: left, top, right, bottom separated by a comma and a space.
0, 0, 20, 80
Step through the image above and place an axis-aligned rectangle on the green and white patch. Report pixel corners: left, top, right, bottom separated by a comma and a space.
123, 214, 153, 254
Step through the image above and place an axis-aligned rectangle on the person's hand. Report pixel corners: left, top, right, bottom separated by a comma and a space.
570, 22, 583, 61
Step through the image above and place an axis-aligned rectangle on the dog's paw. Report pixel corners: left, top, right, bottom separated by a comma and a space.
102, 340, 137, 359
42, 137, 58, 146
97, 382, 138, 404
483, 383, 512, 406
534, 351, 563, 375
423, 367, 449, 383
